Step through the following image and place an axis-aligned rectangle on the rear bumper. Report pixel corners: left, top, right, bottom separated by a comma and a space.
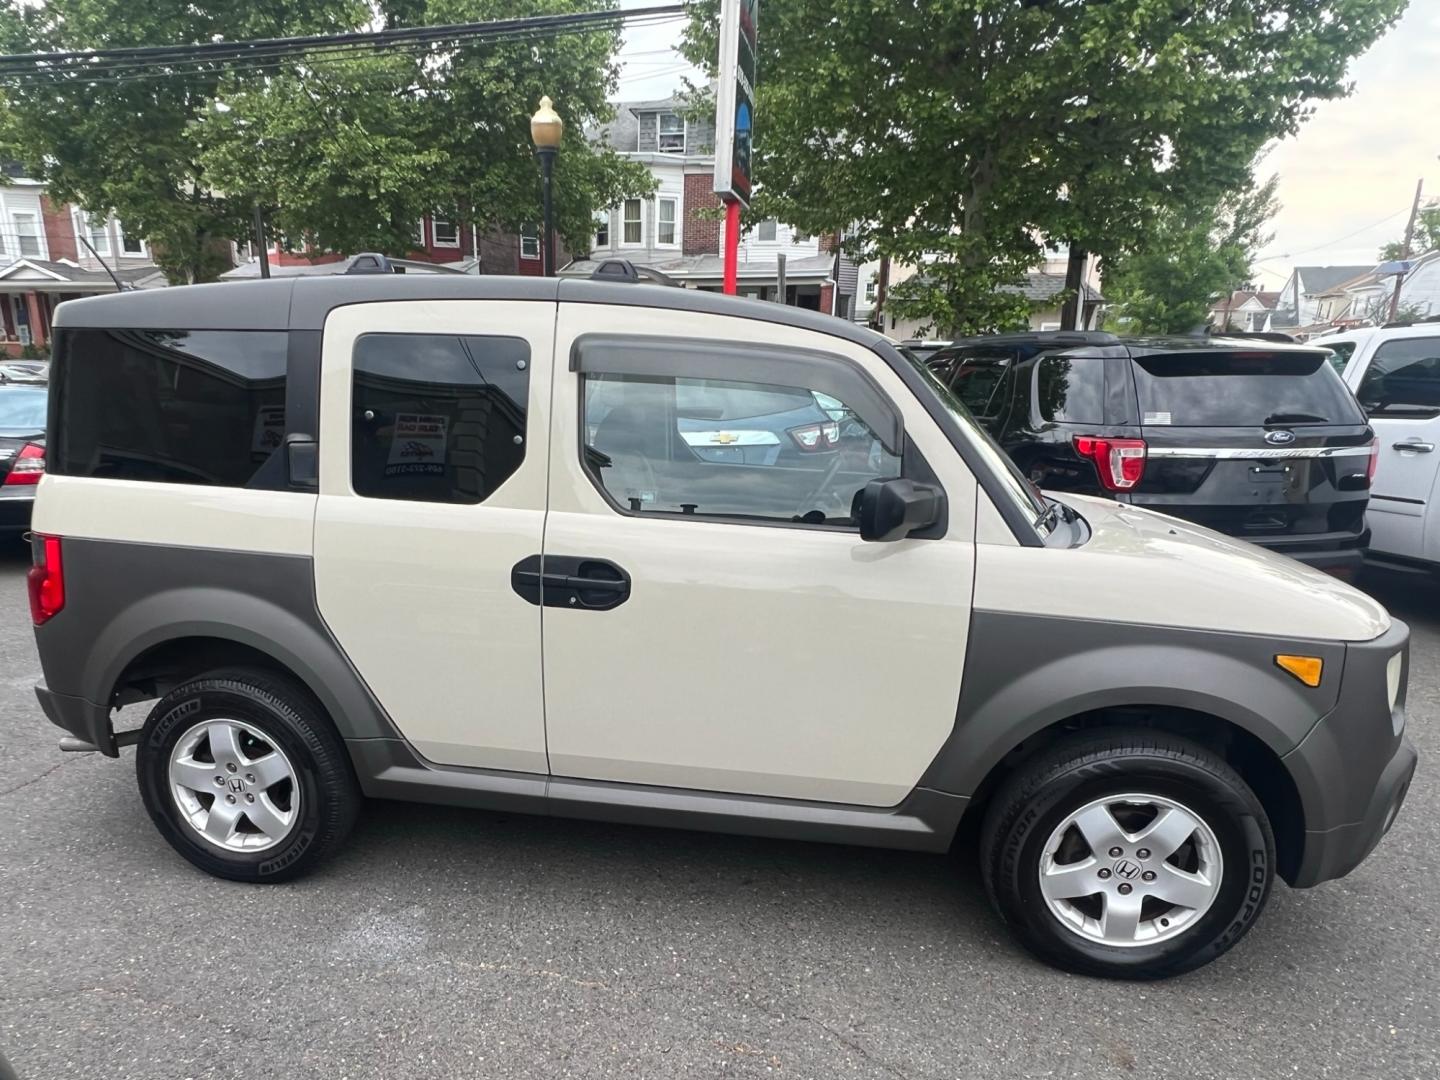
1251, 527, 1369, 573
35, 680, 116, 756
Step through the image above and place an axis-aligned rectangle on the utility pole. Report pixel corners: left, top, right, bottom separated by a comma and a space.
1388, 177, 1424, 322
252, 204, 270, 279
873, 255, 891, 333
1060, 245, 1089, 330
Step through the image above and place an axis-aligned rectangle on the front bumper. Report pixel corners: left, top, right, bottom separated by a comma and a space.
1285, 619, 1418, 887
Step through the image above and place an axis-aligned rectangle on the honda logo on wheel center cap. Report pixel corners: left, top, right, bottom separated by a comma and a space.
1112, 858, 1142, 880
228, 777, 245, 793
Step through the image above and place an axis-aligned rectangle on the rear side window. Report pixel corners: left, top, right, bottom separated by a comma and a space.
1130, 352, 1365, 427
949, 349, 1014, 418
351, 333, 529, 504
1035, 355, 1104, 424
51, 328, 287, 487
1356, 338, 1440, 416
1322, 340, 1356, 373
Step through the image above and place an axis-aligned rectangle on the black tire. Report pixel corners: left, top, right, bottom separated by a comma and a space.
980, 730, 1275, 979
136, 669, 361, 883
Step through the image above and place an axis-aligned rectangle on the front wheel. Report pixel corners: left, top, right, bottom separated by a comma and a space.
980, 731, 1275, 979
136, 670, 360, 883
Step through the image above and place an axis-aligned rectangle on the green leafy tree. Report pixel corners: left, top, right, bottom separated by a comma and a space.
1380, 206, 1440, 262
0, 0, 368, 282
682, 1, 1405, 335
1104, 171, 1280, 335
193, 0, 655, 259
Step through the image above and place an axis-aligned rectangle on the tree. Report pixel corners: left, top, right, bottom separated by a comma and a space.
1380, 206, 1440, 262
193, 1, 655, 259
1104, 171, 1280, 335
0, 0, 367, 282
682, 1, 1406, 335
0, 0, 653, 281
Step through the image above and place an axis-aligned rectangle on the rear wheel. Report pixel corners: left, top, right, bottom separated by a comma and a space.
980, 731, 1275, 979
136, 670, 360, 882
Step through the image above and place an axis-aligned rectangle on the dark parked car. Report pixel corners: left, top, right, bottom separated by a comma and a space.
928, 331, 1376, 574
0, 383, 47, 532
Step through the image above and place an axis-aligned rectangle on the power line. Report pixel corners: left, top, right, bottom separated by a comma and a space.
1281, 205, 1412, 260
0, 7, 685, 85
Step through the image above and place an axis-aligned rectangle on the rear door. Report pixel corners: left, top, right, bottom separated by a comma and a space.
313, 300, 553, 772
1125, 349, 1373, 548
1345, 333, 1440, 562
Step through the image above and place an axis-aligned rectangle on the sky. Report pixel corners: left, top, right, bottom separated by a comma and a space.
612, 1, 1440, 288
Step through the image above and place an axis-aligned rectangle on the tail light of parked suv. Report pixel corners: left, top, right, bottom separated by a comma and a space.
28, 534, 64, 625
4, 442, 45, 485
789, 421, 841, 451
1073, 435, 1147, 492
1367, 438, 1379, 486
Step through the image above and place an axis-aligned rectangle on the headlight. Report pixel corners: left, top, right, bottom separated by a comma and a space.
1386, 652, 1405, 734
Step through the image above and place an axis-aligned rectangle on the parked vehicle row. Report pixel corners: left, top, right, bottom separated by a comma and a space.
28, 277, 1415, 980
923, 331, 1376, 575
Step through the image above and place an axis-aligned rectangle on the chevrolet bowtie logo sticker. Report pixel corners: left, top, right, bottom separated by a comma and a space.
711, 432, 740, 444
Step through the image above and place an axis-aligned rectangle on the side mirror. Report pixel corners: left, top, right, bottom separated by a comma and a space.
858, 477, 944, 542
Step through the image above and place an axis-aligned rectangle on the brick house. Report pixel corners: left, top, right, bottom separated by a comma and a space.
0, 166, 167, 355
581, 94, 858, 317
222, 213, 553, 280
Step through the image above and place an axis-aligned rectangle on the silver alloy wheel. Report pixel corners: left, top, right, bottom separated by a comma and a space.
1038, 792, 1223, 947
168, 718, 300, 853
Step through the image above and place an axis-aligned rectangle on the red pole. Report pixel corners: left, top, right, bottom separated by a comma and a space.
723, 199, 741, 295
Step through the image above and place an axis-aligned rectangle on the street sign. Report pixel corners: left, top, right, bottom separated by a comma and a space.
713, 0, 757, 208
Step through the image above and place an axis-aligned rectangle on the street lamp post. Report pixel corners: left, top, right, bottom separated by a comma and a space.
530, 95, 563, 277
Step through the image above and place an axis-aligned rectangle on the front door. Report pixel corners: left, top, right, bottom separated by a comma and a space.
539, 303, 977, 807
313, 300, 554, 772
1348, 335, 1440, 562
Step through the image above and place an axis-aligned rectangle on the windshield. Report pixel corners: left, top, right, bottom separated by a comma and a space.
0, 387, 47, 431
901, 350, 1052, 539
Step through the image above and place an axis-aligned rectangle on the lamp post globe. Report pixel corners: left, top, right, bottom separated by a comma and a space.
530, 95, 563, 277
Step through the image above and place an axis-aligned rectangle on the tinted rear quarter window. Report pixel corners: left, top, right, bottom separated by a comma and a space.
1356, 338, 1440, 415
51, 328, 288, 487
1035, 355, 1104, 424
949, 349, 1014, 418
1130, 351, 1365, 427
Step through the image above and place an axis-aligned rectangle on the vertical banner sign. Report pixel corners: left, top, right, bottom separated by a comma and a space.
713, 0, 758, 207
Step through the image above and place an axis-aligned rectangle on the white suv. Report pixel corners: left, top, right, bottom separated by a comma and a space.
1321, 321, 1440, 572
30, 277, 1416, 979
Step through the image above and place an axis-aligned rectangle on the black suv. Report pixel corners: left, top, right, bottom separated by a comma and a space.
928, 331, 1376, 573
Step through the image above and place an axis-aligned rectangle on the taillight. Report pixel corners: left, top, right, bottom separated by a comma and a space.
5, 442, 45, 485
788, 421, 840, 451
28, 534, 64, 625
1367, 438, 1379, 485
1073, 435, 1147, 491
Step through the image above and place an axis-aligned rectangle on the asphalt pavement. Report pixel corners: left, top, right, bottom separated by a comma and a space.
0, 545, 1436, 1080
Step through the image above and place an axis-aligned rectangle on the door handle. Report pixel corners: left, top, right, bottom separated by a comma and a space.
1392, 440, 1435, 453
510, 556, 631, 610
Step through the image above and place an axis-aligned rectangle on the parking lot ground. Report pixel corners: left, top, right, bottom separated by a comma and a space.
1, 545, 1436, 1080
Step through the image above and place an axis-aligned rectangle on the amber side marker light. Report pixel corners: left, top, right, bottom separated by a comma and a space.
1275, 654, 1323, 687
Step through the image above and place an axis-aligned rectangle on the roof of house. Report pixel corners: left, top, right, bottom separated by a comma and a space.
565, 252, 835, 284
1003, 272, 1106, 305
0, 257, 166, 291
1210, 289, 1281, 312
1293, 265, 1374, 295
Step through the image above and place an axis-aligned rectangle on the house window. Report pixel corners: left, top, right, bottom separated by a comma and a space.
756, 219, 778, 242
657, 198, 677, 246
73, 211, 109, 257
413, 220, 426, 247
520, 224, 540, 260
864, 281, 877, 302
594, 211, 609, 250
117, 222, 146, 256
657, 112, 685, 154
432, 217, 460, 247
14, 212, 43, 258
623, 198, 642, 245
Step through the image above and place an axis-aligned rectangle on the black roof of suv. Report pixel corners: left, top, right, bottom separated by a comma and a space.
928, 331, 1375, 574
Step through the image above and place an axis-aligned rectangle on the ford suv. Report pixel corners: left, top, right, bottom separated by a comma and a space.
30, 278, 1415, 979
928, 331, 1376, 575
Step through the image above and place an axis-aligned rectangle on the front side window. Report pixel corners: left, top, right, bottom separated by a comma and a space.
623, 199, 642, 244
1357, 338, 1440, 415
657, 112, 685, 153
351, 333, 529, 504
579, 340, 903, 527
657, 198, 677, 246
432, 217, 460, 247
50, 329, 288, 487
